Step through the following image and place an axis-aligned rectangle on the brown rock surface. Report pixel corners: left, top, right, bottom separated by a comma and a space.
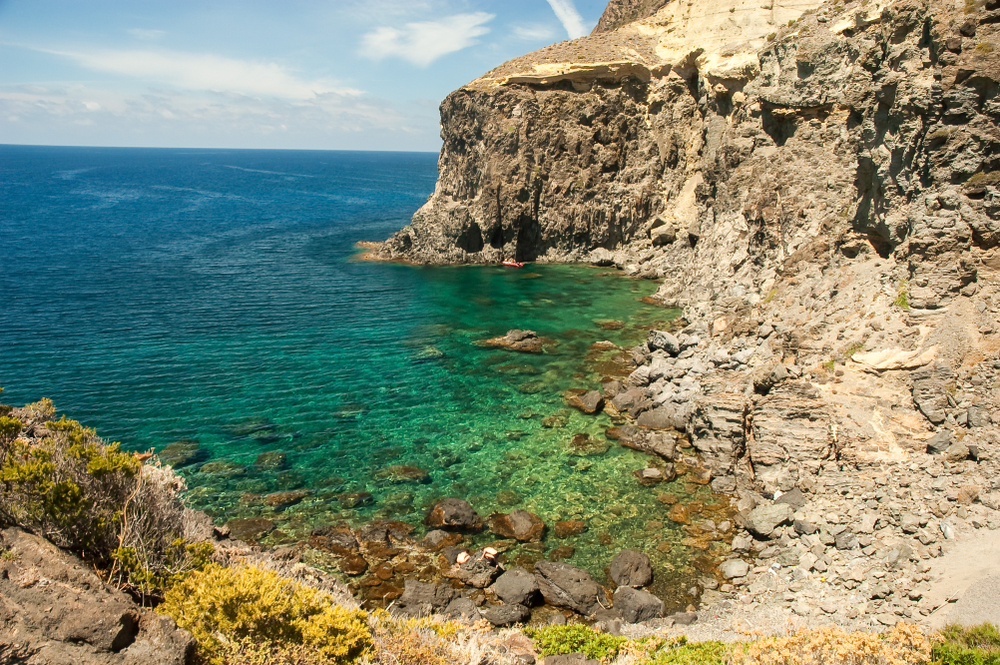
0, 527, 194, 665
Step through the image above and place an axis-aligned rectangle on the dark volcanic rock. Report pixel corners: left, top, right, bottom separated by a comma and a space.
609, 550, 653, 588
613, 586, 663, 623
489, 510, 546, 542
745, 503, 794, 538
483, 602, 532, 626
444, 597, 481, 623
493, 567, 541, 606
393, 580, 456, 617
534, 561, 608, 615
426, 498, 483, 531
450, 550, 502, 588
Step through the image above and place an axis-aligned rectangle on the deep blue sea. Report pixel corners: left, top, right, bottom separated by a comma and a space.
0, 145, 724, 601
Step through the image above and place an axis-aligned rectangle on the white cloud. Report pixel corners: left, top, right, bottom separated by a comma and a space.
37, 46, 360, 100
545, 0, 588, 39
513, 25, 556, 41
361, 12, 494, 67
0, 83, 436, 149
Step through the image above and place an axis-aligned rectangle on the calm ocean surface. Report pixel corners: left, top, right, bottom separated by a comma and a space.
0, 145, 722, 600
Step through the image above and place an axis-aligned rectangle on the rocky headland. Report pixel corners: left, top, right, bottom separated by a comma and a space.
365, 0, 1000, 639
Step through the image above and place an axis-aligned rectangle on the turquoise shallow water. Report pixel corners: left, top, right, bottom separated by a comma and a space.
1, 145, 727, 606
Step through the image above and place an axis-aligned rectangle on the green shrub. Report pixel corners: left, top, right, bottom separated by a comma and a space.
644, 636, 731, 665
0, 412, 139, 555
933, 623, 1000, 665
525, 623, 628, 660
894, 280, 910, 310
0, 395, 204, 601
158, 564, 371, 665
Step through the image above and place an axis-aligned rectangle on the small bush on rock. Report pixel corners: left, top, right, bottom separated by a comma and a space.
525, 623, 627, 660
158, 563, 371, 665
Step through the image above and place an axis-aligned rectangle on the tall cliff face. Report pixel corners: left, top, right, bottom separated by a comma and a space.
375, 0, 1000, 322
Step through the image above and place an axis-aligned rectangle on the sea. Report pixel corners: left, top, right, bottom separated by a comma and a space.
0, 145, 726, 605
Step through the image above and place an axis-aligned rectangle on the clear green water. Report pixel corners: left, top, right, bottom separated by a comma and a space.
1, 147, 728, 607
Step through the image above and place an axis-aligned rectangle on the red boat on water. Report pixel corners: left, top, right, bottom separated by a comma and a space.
502, 260, 525, 268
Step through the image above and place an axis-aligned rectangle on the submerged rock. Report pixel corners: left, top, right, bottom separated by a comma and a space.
609, 550, 652, 588
374, 465, 431, 484
479, 329, 550, 354
225, 517, 275, 542
489, 510, 546, 542
553, 520, 587, 538
425, 498, 483, 531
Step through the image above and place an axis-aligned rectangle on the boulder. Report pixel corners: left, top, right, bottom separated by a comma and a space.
945, 441, 971, 462
393, 580, 456, 617
566, 390, 605, 415
774, 487, 806, 509
489, 510, 546, 542
444, 597, 481, 623
926, 430, 953, 454
309, 523, 359, 556
609, 550, 653, 588
636, 406, 683, 430
450, 551, 502, 588
534, 561, 608, 615
493, 567, 541, 606
719, 558, 749, 579
425, 498, 483, 531
647, 330, 680, 355
483, 602, 531, 626
374, 465, 431, 483
226, 516, 275, 542
613, 586, 663, 623
911, 363, 954, 424
618, 428, 677, 460
745, 503, 794, 538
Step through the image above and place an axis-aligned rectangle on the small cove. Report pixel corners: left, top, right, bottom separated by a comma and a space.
1, 145, 730, 609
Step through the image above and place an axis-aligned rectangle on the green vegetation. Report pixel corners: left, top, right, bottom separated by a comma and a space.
158, 563, 371, 665
933, 623, 1000, 665
976, 42, 996, 55
524, 623, 628, 660
644, 637, 731, 665
967, 171, 1000, 188
894, 280, 910, 310
0, 392, 210, 602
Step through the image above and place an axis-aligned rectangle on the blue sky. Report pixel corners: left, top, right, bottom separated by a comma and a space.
0, 0, 609, 151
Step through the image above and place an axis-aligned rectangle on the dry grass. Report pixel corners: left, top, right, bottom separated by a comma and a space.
730, 624, 932, 665
361, 612, 524, 665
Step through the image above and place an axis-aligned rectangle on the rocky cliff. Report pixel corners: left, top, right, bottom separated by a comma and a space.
374, 0, 1000, 316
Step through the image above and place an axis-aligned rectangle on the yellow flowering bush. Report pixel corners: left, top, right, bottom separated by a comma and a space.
158, 564, 371, 665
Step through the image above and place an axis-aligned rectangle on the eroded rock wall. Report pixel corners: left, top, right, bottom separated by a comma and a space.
375, 0, 1000, 322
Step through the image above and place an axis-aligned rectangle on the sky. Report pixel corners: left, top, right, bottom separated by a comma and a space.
0, 0, 610, 152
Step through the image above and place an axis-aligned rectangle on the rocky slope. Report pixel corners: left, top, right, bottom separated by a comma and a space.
369, 0, 1000, 633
